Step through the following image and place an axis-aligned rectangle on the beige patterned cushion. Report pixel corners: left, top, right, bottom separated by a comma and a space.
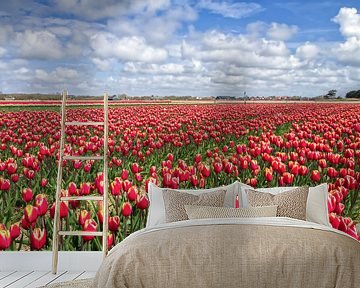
162, 189, 226, 223
246, 186, 309, 220
184, 205, 278, 219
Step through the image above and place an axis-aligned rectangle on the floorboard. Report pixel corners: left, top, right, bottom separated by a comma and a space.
0, 272, 16, 281
24, 271, 66, 288
0, 270, 96, 287
75, 271, 96, 280
48, 271, 84, 284
6, 271, 48, 288
0, 271, 32, 287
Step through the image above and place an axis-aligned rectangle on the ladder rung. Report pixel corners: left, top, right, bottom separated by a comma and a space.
58, 231, 103, 237
65, 121, 104, 126
60, 196, 103, 201
63, 156, 103, 160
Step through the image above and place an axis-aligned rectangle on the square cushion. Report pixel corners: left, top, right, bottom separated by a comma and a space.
184, 205, 278, 220
163, 189, 226, 223
246, 186, 309, 220
146, 181, 240, 228
239, 183, 330, 226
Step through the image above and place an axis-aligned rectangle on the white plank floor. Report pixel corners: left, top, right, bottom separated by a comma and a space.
0, 270, 96, 288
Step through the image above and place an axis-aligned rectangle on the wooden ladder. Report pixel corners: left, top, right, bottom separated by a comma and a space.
52, 90, 109, 274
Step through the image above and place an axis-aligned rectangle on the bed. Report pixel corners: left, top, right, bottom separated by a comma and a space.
92, 182, 360, 288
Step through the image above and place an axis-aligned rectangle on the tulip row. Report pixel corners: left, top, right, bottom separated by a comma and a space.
0, 103, 359, 251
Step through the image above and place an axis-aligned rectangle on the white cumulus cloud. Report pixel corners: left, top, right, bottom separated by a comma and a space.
266, 23, 298, 41
332, 7, 360, 39
15, 30, 63, 60
296, 42, 319, 59
332, 7, 360, 66
90, 33, 168, 63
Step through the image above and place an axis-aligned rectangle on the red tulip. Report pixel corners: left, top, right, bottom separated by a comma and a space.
135, 172, 142, 182
0, 229, 11, 250
83, 162, 92, 173
343, 175, 357, 190
24, 205, 38, 223
318, 159, 327, 169
344, 149, 354, 158
6, 162, 17, 175
334, 202, 345, 215
109, 216, 120, 232
298, 165, 308, 176
23, 168, 35, 179
337, 186, 349, 198
97, 210, 104, 224
327, 194, 336, 213
311, 170, 321, 182
108, 233, 114, 248
50, 202, 69, 219
329, 213, 340, 229
95, 173, 104, 194
201, 165, 211, 178
150, 166, 157, 175
212, 162, 222, 174
338, 217, 358, 239
283, 172, 294, 185
127, 186, 138, 201
136, 194, 149, 210
278, 176, 285, 187
110, 180, 122, 196
240, 159, 248, 170
10, 173, 19, 183
122, 180, 132, 192
0, 178, 10, 191
82, 219, 97, 242
40, 178, 48, 187
224, 162, 234, 174
190, 175, 198, 187
80, 182, 91, 195
330, 189, 343, 203
278, 162, 286, 174
10, 222, 21, 239
264, 167, 273, 182
131, 163, 139, 174
30, 228, 47, 250
21, 215, 35, 230
121, 202, 132, 217
35, 194, 48, 216
79, 210, 91, 226
73, 160, 82, 169
195, 154, 202, 163
167, 153, 174, 162
68, 182, 77, 195
327, 167, 338, 178
22, 187, 33, 203
246, 178, 257, 188
121, 169, 129, 180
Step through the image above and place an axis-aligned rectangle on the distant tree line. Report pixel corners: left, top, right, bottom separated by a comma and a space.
346, 90, 360, 98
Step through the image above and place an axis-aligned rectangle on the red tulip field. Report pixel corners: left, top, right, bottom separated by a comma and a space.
0, 102, 359, 251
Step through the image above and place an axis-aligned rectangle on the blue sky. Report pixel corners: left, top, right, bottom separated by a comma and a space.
0, 0, 359, 97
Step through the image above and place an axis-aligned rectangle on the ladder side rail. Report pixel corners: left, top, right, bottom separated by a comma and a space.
102, 92, 109, 259
52, 90, 68, 274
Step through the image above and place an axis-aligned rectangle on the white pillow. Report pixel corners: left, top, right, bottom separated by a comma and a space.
239, 183, 330, 227
146, 181, 240, 228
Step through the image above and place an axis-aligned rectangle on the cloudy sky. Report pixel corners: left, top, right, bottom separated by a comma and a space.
0, 0, 359, 97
